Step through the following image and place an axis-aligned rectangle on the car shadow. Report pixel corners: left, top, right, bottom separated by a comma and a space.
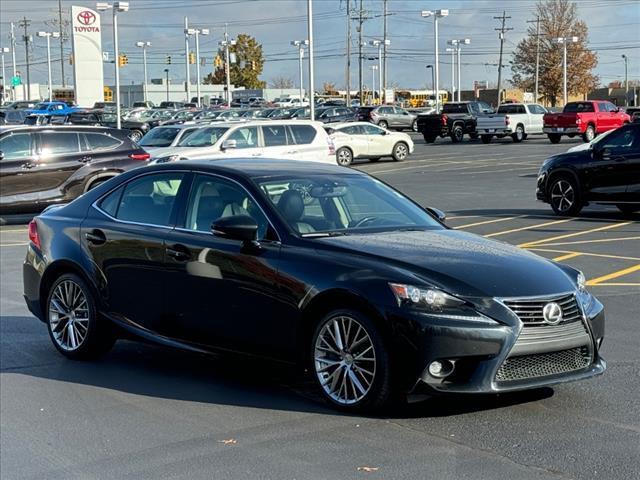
3, 315, 555, 419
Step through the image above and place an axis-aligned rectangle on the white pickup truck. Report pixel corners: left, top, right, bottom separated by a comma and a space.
476, 103, 548, 143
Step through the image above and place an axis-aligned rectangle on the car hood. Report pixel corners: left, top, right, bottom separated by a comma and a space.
315, 230, 577, 298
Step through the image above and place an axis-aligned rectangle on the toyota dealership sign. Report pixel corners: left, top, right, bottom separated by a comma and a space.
71, 6, 104, 107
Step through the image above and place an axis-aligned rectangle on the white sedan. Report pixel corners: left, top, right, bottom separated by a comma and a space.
328, 122, 414, 166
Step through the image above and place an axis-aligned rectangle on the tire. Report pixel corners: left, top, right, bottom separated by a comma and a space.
411, 120, 418, 132
450, 124, 464, 143
311, 309, 392, 412
129, 129, 144, 142
423, 134, 436, 144
548, 175, 583, 216
378, 120, 388, 129
392, 142, 409, 161
480, 135, 492, 144
512, 124, 525, 143
469, 132, 479, 140
336, 147, 353, 167
616, 204, 639, 215
548, 133, 562, 144
582, 124, 596, 143
46, 273, 115, 360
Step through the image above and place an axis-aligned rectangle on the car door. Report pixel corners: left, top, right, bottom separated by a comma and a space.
529, 105, 546, 133
587, 125, 637, 201
0, 130, 40, 213
219, 126, 262, 158
260, 124, 295, 159
362, 123, 392, 156
625, 129, 640, 201
289, 124, 326, 160
164, 173, 288, 355
82, 171, 186, 332
394, 107, 412, 128
336, 124, 368, 158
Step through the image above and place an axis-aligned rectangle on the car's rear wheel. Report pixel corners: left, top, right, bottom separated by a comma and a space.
46, 273, 115, 359
582, 124, 596, 143
450, 125, 464, 143
129, 129, 144, 142
616, 204, 639, 215
336, 147, 353, 166
378, 120, 388, 129
481, 135, 492, 144
392, 142, 409, 161
311, 310, 392, 412
549, 175, 582, 216
512, 124, 525, 143
548, 133, 562, 144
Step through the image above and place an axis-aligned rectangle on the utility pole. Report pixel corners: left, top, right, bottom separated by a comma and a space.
382, 0, 388, 101
494, 11, 512, 106
345, 0, 351, 105
622, 54, 629, 107
527, 16, 541, 103
307, 0, 315, 120
19, 17, 32, 100
358, 0, 364, 105
219, 25, 235, 108
184, 17, 191, 103
10, 22, 17, 101
58, 0, 65, 87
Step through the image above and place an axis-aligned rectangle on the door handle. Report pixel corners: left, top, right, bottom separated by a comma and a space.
79, 156, 92, 163
85, 229, 106, 245
21, 162, 36, 170
166, 245, 191, 261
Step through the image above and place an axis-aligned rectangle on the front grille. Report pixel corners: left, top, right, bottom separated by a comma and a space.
503, 293, 582, 326
495, 347, 591, 382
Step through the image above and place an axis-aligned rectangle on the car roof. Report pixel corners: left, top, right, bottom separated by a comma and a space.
330, 121, 380, 128
208, 119, 325, 128
0, 125, 121, 133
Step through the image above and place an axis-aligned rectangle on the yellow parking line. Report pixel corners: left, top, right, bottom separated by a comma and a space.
538, 236, 640, 247
586, 264, 640, 286
0, 242, 29, 247
485, 218, 574, 238
454, 215, 524, 229
553, 252, 583, 262
519, 222, 632, 248
528, 248, 640, 262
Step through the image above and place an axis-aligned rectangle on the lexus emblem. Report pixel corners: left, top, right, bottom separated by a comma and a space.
542, 302, 563, 325
77, 10, 97, 26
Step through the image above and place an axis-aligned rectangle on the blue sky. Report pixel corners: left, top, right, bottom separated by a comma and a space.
1, 0, 638, 91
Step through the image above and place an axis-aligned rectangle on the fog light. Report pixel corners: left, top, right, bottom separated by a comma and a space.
428, 360, 455, 378
428, 361, 443, 376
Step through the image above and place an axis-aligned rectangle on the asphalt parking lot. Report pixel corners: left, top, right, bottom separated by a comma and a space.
1, 134, 638, 479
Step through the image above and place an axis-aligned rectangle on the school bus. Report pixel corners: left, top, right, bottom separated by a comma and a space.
398, 90, 449, 108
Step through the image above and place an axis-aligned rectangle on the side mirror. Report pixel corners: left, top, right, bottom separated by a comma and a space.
212, 215, 259, 246
221, 139, 237, 150
426, 207, 447, 222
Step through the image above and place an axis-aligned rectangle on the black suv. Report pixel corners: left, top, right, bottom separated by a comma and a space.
65, 110, 151, 142
0, 126, 150, 216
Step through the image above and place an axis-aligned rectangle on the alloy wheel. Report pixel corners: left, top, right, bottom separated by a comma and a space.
314, 316, 376, 405
336, 148, 353, 166
49, 280, 90, 351
394, 143, 408, 161
550, 179, 575, 213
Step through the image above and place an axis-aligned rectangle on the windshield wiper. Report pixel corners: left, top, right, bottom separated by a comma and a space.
302, 231, 349, 238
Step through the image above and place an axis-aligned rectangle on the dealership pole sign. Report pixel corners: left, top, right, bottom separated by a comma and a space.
71, 6, 104, 107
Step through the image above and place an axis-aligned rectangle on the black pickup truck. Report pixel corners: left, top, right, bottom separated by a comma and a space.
416, 101, 494, 143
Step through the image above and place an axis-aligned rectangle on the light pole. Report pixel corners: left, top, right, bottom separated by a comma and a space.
426, 65, 434, 106
36, 31, 60, 102
622, 54, 629, 107
307, 0, 315, 120
0, 47, 8, 104
219, 33, 236, 108
421, 9, 448, 112
454, 38, 470, 101
556, 36, 578, 106
97, 2, 129, 129
291, 40, 309, 105
186, 27, 209, 107
370, 39, 389, 105
446, 45, 455, 102
136, 41, 151, 103
370, 65, 378, 104
164, 68, 169, 101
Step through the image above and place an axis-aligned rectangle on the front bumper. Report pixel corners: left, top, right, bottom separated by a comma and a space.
543, 127, 581, 134
389, 296, 605, 395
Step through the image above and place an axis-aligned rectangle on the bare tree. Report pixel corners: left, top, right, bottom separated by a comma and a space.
270, 76, 295, 89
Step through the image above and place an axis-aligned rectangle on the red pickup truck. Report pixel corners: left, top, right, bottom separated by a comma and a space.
543, 101, 630, 144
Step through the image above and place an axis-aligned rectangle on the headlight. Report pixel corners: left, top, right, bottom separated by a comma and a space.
576, 271, 594, 311
388, 283, 496, 323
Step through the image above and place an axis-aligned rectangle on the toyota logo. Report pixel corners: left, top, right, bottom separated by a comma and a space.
542, 302, 563, 325
77, 10, 97, 26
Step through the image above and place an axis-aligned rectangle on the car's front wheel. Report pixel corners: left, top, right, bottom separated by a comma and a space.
549, 175, 582, 216
46, 273, 115, 359
378, 120, 388, 129
311, 310, 392, 412
129, 129, 144, 142
392, 142, 409, 161
336, 147, 353, 166
411, 120, 418, 132
512, 124, 525, 143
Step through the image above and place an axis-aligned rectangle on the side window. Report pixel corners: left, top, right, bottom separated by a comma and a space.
39, 132, 81, 157
469, 103, 481, 114
338, 125, 360, 135
262, 125, 289, 147
0, 133, 32, 160
98, 185, 124, 217
184, 174, 269, 239
289, 125, 317, 144
362, 124, 385, 135
225, 127, 258, 149
115, 173, 184, 226
599, 127, 635, 151
83, 133, 122, 151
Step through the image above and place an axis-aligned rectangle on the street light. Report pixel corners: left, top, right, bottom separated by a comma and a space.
1, 47, 9, 105
36, 31, 60, 102
291, 40, 309, 106
446, 46, 455, 102
426, 65, 434, 106
370, 39, 390, 105
135, 41, 151, 103
97, 1, 129, 129
164, 68, 169, 101
186, 27, 209, 107
370, 65, 378, 105
421, 9, 449, 112
219, 35, 237, 107
556, 36, 578, 106
449, 38, 470, 101
622, 54, 629, 107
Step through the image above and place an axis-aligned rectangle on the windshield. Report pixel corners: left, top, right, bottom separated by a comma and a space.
34, 103, 50, 110
257, 175, 443, 236
177, 126, 229, 147
138, 127, 181, 147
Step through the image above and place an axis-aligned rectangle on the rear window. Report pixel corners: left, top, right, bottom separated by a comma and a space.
83, 133, 122, 151
563, 102, 594, 113
442, 103, 468, 114
262, 125, 289, 146
139, 127, 181, 147
289, 125, 317, 144
497, 104, 526, 114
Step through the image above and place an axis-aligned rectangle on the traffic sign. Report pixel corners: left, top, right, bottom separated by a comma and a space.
11, 76, 21, 87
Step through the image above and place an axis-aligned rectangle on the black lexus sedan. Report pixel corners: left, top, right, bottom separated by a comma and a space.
23, 159, 606, 412
537, 122, 640, 216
